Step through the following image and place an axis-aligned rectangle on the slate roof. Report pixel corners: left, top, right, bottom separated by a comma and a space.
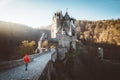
64, 12, 70, 20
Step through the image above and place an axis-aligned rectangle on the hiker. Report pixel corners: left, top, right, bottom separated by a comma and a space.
23, 54, 30, 71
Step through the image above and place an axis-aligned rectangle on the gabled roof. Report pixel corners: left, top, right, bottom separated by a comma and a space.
64, 12, 70, 20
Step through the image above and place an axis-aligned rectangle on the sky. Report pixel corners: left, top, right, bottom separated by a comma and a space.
0, 0, 120, 28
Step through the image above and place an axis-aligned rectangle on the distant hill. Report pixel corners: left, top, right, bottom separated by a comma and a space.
38, 25, 52, 30
75, 19, 120, 59
75, 19, 120, 46
0, 21, 50, 61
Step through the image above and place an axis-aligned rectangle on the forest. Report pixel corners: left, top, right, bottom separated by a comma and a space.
75, 19, 120, 59
0, 21, 50, 61
0, 19, 120, 61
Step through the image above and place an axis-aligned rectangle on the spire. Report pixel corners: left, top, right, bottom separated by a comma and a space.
66, 8, 68, 12
64, 8, 70, 20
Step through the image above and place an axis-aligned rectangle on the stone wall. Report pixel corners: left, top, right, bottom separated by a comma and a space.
57, 34, 76, 49
0, 56, 34, 72
0, 51, 49, 72
39, 47, 69, 80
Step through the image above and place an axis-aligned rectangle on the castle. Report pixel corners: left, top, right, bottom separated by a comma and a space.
36, 11, 76, 53
51, 11, 76, 49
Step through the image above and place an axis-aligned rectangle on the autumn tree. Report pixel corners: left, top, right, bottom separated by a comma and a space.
19, 40, 36, 56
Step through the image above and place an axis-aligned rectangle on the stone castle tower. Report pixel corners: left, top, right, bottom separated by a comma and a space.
51, 11, 63, 38
51, 11, 76, 49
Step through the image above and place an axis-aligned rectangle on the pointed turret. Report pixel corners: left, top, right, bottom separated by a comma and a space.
64, 11, 70, 20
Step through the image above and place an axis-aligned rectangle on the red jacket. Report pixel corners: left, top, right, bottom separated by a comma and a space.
24, 54, 30, 63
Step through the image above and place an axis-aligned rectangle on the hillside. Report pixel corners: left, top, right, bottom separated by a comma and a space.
75, 19, 120, 59
39, 43, 120, 80
0, 21, 51, 61
75, 19, 120, 45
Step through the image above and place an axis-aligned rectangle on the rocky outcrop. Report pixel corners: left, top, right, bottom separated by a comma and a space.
39, 44, 120, 80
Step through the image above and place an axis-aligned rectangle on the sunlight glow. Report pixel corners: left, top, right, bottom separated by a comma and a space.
0, 0, 12, 9
0, 0, 119, 28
